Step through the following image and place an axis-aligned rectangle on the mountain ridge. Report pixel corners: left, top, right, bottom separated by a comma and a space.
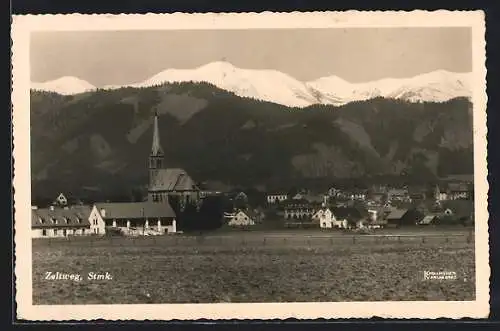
31, 62, 471, 107
30, 81, 473, 200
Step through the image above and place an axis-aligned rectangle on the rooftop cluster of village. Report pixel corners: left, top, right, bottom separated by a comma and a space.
31, 177, 474, 239
217, 179, 474, 229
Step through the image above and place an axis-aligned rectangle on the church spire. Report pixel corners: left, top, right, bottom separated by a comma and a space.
151, 110, 164, 156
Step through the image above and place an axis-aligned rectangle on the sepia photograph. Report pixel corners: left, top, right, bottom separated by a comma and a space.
12, 11, 488, 320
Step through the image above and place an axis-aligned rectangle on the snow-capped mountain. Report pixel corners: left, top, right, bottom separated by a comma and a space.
31, 76, 96, 95
31, 62, 471, 107
306, 70, 471, 105
130, 62, 471, 106
112, 61, 319, 107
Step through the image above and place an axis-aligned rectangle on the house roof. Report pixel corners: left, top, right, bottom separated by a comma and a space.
95, 202, 176, 219
331, 207, 365, 220
236, 210, 259, 220
149, 168, 198, 192
32, 206, 92, 228
387, 188, 408, 195
419, 215, 437, 224
283, 198, 312, 207
267, 192, 288, 196
447, 182, 472, 192
386, 209, 408, 220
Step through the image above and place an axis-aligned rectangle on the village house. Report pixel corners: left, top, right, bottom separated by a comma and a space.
387, 188, 410, 202
45, 192, 90, 208
385, 208, 424, 227
31, 205, 93, 238
266, 192, 288, 204
346, 189, 368, 201
385, 209, 408, 227
227, 210, 259, 227
368, 191, 386, 203
408, 186, 429, 202
91, 201, 177, 236
312, 207, 348, 229
330, 206, 368, 228
53, 192, 68, 206
148, 112, 200, 207
312, 207, 333, 229
283, 198, 318, 220
434, 182, 473, 201
327, 187, 338, 197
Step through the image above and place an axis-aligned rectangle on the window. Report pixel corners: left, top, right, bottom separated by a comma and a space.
42, 229, 46, 236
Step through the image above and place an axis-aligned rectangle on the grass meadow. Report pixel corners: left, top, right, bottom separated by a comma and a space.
32, 228, 475, 304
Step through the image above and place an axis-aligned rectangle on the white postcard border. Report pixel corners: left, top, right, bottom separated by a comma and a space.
12, 11, 489, 320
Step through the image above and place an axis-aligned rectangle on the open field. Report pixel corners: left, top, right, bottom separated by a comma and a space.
32, 228, 475, 304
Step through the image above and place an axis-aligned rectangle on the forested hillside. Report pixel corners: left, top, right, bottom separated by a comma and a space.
30, 82, 473, 200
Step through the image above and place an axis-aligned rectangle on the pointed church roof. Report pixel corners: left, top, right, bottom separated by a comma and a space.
151, 111, 164, 156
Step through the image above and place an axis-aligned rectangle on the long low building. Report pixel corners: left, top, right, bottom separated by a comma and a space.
31, 206, 94, 238
31, 201, 177, 238
91, 202, 177, 235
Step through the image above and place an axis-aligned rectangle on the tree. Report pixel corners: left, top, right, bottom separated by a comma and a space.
233, 192, 249, 210
197, 196, 225, 230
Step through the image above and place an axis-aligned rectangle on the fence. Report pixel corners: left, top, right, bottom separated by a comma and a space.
33, 230, 474, 249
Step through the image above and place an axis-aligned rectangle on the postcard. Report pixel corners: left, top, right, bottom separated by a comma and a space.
12, 11, 489, 320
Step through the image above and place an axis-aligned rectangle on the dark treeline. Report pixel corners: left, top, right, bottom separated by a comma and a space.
168, 195, 233, 232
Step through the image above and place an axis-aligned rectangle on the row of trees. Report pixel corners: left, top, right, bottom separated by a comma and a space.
168, 195, 233, 232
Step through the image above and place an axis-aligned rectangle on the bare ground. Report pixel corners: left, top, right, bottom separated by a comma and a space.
32, 231, 475, 304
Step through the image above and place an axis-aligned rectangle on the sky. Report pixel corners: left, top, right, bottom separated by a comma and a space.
30, 28, 472, 86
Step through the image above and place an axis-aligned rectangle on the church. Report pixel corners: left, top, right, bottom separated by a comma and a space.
147, 112, 200, 207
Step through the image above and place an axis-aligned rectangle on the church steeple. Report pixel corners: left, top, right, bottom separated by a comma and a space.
151, 110, 164, 157
149, 111, 164, 172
